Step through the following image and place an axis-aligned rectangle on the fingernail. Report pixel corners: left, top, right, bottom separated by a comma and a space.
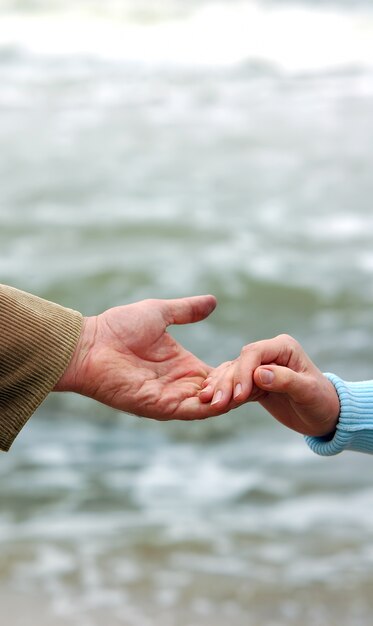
211, 390, 223, 405
259, 369, 275, 385
234, 383, 242, 399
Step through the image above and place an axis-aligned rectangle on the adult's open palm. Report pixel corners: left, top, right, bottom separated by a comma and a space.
56, 295, 228, 420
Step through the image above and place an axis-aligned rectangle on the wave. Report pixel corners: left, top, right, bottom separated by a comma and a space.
1, 1, 373, 73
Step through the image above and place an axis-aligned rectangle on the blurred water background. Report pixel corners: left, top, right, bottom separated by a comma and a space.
2, 0, 373, 624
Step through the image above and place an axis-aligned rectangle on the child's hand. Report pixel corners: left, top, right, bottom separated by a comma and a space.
199, 334, 340, 437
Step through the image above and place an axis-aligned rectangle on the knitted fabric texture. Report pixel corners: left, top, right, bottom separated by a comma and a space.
305, 373, 373, 456
0, 285, 83, 451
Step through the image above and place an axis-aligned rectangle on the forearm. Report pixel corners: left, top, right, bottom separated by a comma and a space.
0, 285, 83, 451
305, 373, 373, 455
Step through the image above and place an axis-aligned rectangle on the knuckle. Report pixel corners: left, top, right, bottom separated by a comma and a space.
277, 334, 300, 349
276, 333, 292, 343
240, 343, 256, 356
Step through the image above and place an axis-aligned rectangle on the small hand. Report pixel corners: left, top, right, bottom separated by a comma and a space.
199, 334, 340, 437
55, 295, 235, 421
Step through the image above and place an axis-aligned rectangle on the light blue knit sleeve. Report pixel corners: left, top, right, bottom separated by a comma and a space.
305, 373, 373, 456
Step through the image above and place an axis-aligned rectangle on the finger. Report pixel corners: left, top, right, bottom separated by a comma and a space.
199, 361, 233, 403
231, 357, 255, 402
199, 383, 214, 403
230, 335, 306, 401
201, 361, 233, 384
240, 335, 304, 371
229, 343, 269, 403
254, 364, 309, 404
171, 393, 242, 421
161, 295, 217, 326
208, 364, 237, 409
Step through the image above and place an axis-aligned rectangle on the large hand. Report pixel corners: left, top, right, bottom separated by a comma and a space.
55, 295, 231, 420
199, 334, 340, 437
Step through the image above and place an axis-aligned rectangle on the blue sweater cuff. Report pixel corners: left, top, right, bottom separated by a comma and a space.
305, 373, 373, 456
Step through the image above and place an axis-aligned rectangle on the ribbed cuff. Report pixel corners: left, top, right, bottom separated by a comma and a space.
305, 373, 373, 456
0, 285, 83, 451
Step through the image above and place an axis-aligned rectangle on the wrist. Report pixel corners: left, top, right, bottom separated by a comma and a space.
53, 316, 97, 394
320, 377, 340, 435
306, 374, 373, 455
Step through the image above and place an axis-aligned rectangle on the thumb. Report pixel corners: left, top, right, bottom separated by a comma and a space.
161, 295, 217, 326
254, 365, 307, 403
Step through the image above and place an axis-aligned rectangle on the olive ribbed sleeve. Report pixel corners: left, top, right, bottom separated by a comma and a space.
0, 284, 83, 451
